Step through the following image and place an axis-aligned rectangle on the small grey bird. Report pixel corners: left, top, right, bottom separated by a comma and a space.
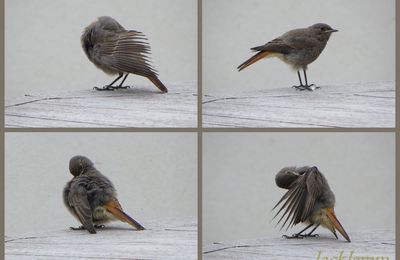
81, 16, 168, 93
272, 166, 350, 242
63, 155, 145, 234
238, 23, 338, 91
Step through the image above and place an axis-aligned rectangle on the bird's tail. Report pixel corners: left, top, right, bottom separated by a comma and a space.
237, 51, 271, 71
105, 200, 145, 230
148, 76, 168, 93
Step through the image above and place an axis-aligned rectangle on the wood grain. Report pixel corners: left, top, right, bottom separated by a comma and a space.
5, 82, 197, 128
5, 218, 197, 259
203, 230, 394, 259
203, 81, 394, 128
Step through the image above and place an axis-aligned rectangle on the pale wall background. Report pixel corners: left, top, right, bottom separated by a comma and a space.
203, 0, 395, 94
5, 133, 197, 236
203, 133, 395, 245
5, 0, 197, 98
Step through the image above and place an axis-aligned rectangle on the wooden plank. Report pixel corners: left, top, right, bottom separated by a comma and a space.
5, 82, 197, 128
203, 81, 395, 128
203, 230, 394, 259
5, 218, 197, 260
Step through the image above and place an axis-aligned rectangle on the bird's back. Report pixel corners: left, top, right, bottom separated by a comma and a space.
66, 169, 116, 209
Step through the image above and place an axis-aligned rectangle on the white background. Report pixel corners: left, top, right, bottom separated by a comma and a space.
5, 133, 197, 236
203, 132, 395, 245
5, 0, 197, 98
203, 0, 395, 94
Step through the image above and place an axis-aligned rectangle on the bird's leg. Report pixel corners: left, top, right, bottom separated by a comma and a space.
94, 73, 129, 91
302, 70, 319, 91
298, 71, 303, 86
303, 224, 320, 238
115, 74, 131, 89
330, 228, 339, 239
283, 223, 318, 239
292, 71, 307, 90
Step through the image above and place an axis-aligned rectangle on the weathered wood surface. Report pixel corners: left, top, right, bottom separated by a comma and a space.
5, 82, 197, 128
203, 81, 395, 128
203, 230, 394, 259
5, 218, 197, 260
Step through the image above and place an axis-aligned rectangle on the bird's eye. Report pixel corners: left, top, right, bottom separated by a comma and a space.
320, 27, 324, 31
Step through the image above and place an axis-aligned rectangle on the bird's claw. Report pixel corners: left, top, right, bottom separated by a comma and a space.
283, 234, 303, 239
283, 233, 319, 239
93, 86, 115, 91
292, 85, 307, 91
94, 224, 106, 228
93, 85, 131, 91
112, 85, 131, 90
70, 225, 85, 230
292, 84, 319, 91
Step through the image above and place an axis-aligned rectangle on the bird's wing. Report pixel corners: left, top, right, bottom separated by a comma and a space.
283, 32, 320, 50
273, 170, 322, 230
68, 183, 95, 232
104, 198, 145, 230
94, 30, 158, 78
301, 170, 324, 220
251, 38, 294, 54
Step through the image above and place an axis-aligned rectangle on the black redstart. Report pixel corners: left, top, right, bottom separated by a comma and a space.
81, 16, 168, 93
238, 23, 338, 91
273, 166, 350, 242
63, 155, 145, 234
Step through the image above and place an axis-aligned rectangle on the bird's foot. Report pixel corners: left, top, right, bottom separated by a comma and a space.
292, 84, 319, 91
292, 85, 307, 91
70, 225, 85, 230
94, 224, 106, 228
283, 233, 319, 239
93, 85, 131, 91
304, 233, 319, 238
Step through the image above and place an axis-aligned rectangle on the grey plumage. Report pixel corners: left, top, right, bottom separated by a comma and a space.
238, 23, 338, 90
272, 166, 350, 242
81, 16, 168, 93
63, 155, 145, 234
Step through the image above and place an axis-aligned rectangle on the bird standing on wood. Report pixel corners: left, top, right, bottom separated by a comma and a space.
63, 155, 145, 234
81, 16, 168, 93
272, 166, 351, 242
238, 23, 338, 91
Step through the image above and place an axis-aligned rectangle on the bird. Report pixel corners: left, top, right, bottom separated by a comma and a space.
63, 155, 145, 234
237, 23, 338, 91
272, 166, 351, 242
81, 16, 168, 93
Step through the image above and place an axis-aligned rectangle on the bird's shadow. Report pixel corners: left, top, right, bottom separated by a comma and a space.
68, 226, 147, 233
90, 86, 163, 96
279, 234, 349, 243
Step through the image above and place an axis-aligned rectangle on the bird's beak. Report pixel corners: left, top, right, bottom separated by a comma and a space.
326, 28, 338, 33
325, 208, 351, 242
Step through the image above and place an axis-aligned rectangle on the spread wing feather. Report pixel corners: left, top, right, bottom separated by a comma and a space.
273, 170, 323, 230
95, 31, 158, 78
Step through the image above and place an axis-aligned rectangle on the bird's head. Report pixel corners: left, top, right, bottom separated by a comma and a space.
69, 155, 94, 176
310, 23, 338, 34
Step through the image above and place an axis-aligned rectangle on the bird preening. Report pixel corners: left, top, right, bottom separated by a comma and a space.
81, 16, 168, 93
238, 23, 338, 91
272, 166, 351, 242
63, 155, 145, 234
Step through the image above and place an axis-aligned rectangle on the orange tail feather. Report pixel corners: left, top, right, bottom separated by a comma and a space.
105, 200, 145, 230
237, 51, 271, 71
148, 76, 168, 93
